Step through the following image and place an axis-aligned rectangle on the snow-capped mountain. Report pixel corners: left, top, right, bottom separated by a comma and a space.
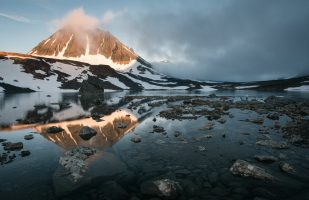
0, 27, 219, 93
29, 27, 137, 71
1, 27, 308, 93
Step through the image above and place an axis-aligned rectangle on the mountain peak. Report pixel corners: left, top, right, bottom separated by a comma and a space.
29, 28, 137, 71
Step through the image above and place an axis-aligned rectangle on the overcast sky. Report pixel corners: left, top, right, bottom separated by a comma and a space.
0, 0, 308, 81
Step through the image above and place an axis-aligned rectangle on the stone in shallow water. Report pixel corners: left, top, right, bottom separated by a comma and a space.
79, 126, 97, 140
54, 151, 129, 196
153, 125, 165, 133
21, 150, 31, 157
254, 155, 278, 163
200, 121, 214, 130
24, 134, 34, 140
46, 126, 64, 134
131, 135, 141, 143
256, 140, 289, 149
267, 112, 280, 120
230, 160, 274, 180
279, 162, 296, 173
141, 179, 182, 199
4, 142, 23, 151
174, 131, 182, 137
0, 138, 7, 143
59, 147, 96, 182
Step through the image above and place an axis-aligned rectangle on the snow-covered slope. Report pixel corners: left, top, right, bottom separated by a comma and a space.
0, 52, 216, 93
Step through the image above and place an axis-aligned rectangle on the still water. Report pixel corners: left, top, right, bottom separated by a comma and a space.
0, 90, 308, 200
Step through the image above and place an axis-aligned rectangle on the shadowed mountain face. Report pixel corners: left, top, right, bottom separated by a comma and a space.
29, 27, 137, 67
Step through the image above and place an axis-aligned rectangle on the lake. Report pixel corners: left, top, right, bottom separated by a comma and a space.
0, 90, 309, 200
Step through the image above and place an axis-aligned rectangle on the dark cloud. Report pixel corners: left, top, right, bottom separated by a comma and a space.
114, 0, 309, 81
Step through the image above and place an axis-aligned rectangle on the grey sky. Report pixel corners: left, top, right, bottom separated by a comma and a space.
0, 0, 308, 81
112, 0, 309, 81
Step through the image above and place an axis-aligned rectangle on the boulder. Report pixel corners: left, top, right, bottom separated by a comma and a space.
230, 160, 274, 180
141, 179, 182, 199
79, 126, 97, 140
254, 155, 278, 163
59, 147, 96, 182
131, 135, 142, 143
54, 151, 128, 196
24, 134, 34, 140
153, 125, 165, 133
256, 140, 289, 149
21, 150, 31, 157
4, 142, 23, 151
279, 162, 296, 173
46, 126, 64, 134
267, 112, 280, 120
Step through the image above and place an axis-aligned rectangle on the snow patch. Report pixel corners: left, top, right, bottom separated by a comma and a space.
284, 85, 309, 92
235, 85, 259, 89
104, 76, 129, 89
43, 38, 51, 45
34, 70, 46, 75
0, 59, 62, 91
50, 62, 88, 82
58, 34, 73, 57
198, 86, 217, 92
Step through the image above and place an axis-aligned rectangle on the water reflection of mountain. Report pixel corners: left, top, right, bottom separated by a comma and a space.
36, 109, 138, 149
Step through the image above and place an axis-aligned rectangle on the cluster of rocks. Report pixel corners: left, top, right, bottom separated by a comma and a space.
59, 147, 96, 182
230, 159, 274, 180
0, 134, 32, 165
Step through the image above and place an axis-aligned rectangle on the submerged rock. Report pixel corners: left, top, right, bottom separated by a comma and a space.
79, 126, 97, 140
153, 125, 165, 133
46, 126, 64, 134
267, 112, 280, 120
4, 142, 23, 151
0, 138, 7, 143
174, 131, 182, 137
141, 179, 182, 199
250, 117, 264, 124
218, 117, 226, 124
254, 155, 278, 163
24, 134, 34, 140
131, 135, 142, 143
59, 147, 96, 182
21, 150, 31, 157
279, 162, 296, 173
54, 151, 128, 196
230, 160, 274, 180
256, 140, 289, 149
200, 121, 215, 130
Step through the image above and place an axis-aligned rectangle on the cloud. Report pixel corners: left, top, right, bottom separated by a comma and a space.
102, 9, 128, 26
51, 7, 99, 30
112, 0, 309, 81
0, 12, 31, 23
